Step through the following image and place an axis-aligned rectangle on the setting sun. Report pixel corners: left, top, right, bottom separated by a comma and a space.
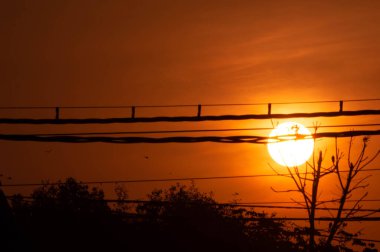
267, 122, 314, 167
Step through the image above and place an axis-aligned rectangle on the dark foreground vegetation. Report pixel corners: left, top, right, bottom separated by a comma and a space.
1, 178, 377, 252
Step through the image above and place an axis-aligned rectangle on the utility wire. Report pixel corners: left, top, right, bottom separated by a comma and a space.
6, 196, 380, 206
94, 199, 380, 213
1, 110, 380, 124
112, 213, 380, 222
248, 217, 380, 222
316, 234, 380, 243
11, 123, 380, 137
2, 168, 380, 187
0, 129, 379, 143
114, 213, 380, 222
0, 98, 379, 109
7, 197, 380, 212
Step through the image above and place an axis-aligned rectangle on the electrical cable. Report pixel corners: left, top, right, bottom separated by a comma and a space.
0, 98, 379, 110
15, 123, 380, 136
2, 168, 380, 187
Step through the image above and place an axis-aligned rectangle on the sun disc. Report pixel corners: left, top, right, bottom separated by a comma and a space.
267, 122, 314, 167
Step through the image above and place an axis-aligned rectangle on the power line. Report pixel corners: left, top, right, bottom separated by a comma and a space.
8, 197, 380, 212
1, 174, 283, 187
253, 217, 380, 222
0, 129, 379, 144
227, 199, 380, 204
2, 168, 380, 187
316, 234, 380, 243
0, 98, 379, 109
97, 199, 380, 213
9, 196, 380, 205
0, 110, 379, 124
12, 123, 380, 137
111, 212, 380, 222
221, 199, 380, 204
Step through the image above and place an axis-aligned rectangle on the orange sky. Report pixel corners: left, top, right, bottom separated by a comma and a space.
0, 0, 380, 240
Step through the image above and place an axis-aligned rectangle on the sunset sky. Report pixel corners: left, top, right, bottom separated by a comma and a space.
1, 0, 380, 240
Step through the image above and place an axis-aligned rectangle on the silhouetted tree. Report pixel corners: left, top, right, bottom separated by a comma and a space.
271, 135, 379, 252
326, 137, 379, 248
136, 183, 299, 252
0, 185, 27, 252
10, 178, 124, 252
8, 178, 330, 251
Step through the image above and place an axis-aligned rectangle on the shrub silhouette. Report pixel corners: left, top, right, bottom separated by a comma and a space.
135, 183, 298, 252
9, 178, 306, 251
11, 178, 121, 252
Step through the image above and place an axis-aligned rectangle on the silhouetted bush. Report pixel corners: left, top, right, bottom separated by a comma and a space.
8, 177, 373, 252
